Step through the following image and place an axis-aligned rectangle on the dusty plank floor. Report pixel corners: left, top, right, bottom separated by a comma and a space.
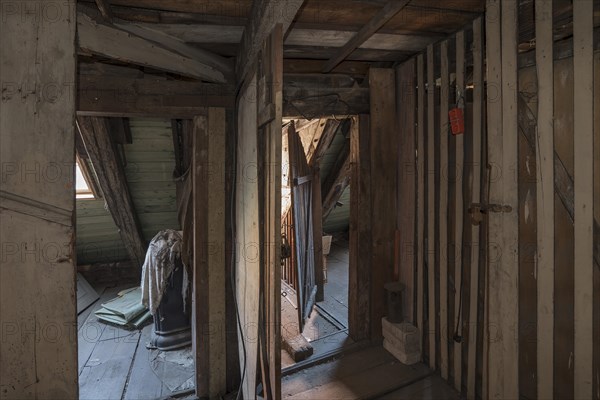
78, 285, 173, 400
282, 345, 460, 399
282, 239, 354, 368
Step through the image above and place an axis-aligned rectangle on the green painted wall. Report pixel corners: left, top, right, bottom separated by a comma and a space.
76, 118, 180, 264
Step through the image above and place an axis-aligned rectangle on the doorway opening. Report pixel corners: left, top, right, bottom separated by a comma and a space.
74, 117, 195, 399
280, 117, 354, 369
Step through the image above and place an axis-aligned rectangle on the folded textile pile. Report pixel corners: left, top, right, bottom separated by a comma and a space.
95, 287, 152, 329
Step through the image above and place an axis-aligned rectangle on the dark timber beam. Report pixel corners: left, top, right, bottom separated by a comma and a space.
76, 116, 146, 268
321, 0, 411, 73
236, 0, 304, 83
518, 94, 600, 270
77, 12, 232, 83
94, 0, 113, 20
321, 136, 351, 221
77, 69, 369, 118
310, 119, 347, 166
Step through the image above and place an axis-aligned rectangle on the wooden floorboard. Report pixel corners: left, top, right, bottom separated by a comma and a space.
282, 346, 395, 396
122, 324, 167, 400
283, 346, 431, 399
79, 324, 141, 400
376, 375, 460, 400
78, 284, 166, 400
78, 286, 123, 375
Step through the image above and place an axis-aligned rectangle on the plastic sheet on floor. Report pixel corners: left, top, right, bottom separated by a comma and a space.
95, 287, 152, 329
149, 345, 194, 392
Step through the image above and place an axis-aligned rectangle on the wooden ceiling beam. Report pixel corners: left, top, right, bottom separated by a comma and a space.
77, 12, 232, 83
236, 0, 305, 82
77, 64, 370, 118
321, 0, 411, 73
76, 116, 147, 268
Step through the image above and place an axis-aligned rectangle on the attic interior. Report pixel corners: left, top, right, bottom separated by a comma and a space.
1, 0, 599, 399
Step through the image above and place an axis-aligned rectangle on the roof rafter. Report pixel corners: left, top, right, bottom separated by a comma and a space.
321, 0, 412, 73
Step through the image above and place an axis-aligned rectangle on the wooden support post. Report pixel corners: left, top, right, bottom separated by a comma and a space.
192, 114, 210, 398
426, 44, 436, 370
0, 0, 77, 396
191, 109, 227, 399
369, 68, 398, 338
486, 1, 519, 398
257, 25, 283, 400
349, 115, 372, 341
573, 1, 594, 398
453, 29, 465, 393
535, 1, 555, 398
77, 116, 146, 268
439, 39, 450, 380
416, 54, 426, 347
396, 58, 416, 324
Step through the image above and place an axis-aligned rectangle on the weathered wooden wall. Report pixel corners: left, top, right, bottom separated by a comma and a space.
392, 2, 599, 399
0, 0, 78, 397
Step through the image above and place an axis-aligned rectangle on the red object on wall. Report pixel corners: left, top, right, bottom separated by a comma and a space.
449, 107, 465, 135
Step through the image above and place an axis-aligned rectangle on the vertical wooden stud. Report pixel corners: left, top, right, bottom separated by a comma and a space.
427, 44, 437, 370
440, 39, 450, 380
417, 54, 426, 346
454, 29, 465, 393
573, 1, 594, 398
535, 1, 554, 398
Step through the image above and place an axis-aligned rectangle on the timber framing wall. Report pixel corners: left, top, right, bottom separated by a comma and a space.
388, 2, 599, 399
0, 0, 78, 397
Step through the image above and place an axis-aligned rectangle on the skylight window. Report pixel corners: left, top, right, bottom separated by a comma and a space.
76, 160, 96, 199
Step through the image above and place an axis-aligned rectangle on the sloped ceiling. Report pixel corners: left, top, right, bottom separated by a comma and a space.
76, 118, 180, 264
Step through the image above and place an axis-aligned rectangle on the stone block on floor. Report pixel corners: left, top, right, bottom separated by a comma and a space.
381, 317, 421, 365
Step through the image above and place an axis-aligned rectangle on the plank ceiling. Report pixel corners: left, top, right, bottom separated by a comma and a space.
78, 0, 486, 73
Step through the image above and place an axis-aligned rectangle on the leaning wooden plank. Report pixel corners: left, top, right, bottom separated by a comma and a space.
77, 13, 228, 83
453, 29, 465, 393
416, 54, 425, 348
236, 0, 304, 82
426, 44, 436, 370
573, 0, 595, 398
439, 39, 450, 381
535, 1, 555, 398
321, 0, 411, 72
486, 1, 519, 398
77, 117, 146, 268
